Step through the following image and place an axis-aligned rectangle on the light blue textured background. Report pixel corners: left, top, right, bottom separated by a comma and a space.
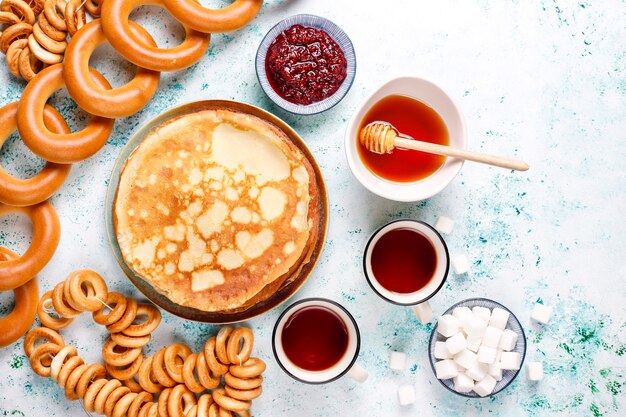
1, 1, 625, 416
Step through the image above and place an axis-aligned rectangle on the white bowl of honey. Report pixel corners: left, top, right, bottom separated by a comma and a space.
345, 76, 467, 201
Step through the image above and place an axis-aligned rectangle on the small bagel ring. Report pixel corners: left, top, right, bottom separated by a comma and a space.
65, 0, 86, 36
101, 0, 210, 72
38, 11, 67, 42
37, 289, 73, 330
223, 372, 262, 391
163, 0, 262, 33
151, 348, 177, 387
137, 355, 163, 393
224, 385, 262, 401
43, 0, 67, 31
17, 45, 44, 81
112, 392, 138, 417
228, 357, 265, 379
0, 11, 20, 26
127, 391, 153, 417
31, 0, 45, 14
111, 332, 151, 349
212, 389, 251, 412
196, 394, 214, 417
0, 0, 36, 25
84, 0, 101, 17
17, 63, 115, 164
50, 344, 78, 382
52, 280, 82, 318
23, 326, 64, 357
0, 102, 71, 207
0, 201, 60, 290
6, 37, 27, 77
182, 353, 205, 393
226, 327, 254, 365
29, 342, 62, 376
105, 297, 137, 333
0, 22, 32, 54
28, 34, 63, 64
103, 386, 131, 417
164, 343, 192, 383
0, 248, 38, 347
64, 19, 160, 118
102, 337, 142, 366
33, 22, 68, 54
215, 326, 233, 365
168, 384, 197, 417
203, 337, 229, 376
121, 303, 161, 337
75, 363, 106, 398
66, 269, 108, 311
106, 354, 143, 380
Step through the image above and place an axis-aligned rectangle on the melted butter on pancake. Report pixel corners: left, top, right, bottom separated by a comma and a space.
114, 108, 317, 312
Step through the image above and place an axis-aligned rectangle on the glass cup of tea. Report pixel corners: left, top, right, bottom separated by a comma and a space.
363, 219, 450, 307
272, 298, 367, 384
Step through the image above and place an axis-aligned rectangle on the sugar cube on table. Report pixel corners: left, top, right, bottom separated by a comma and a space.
398, 384, 416, 406
531, 303, 553, 324
489, 308, 510, 330
446, 332, 468, 355
472, 306, 491, 323
453, 373, 474, 393
466, 336, 482, 353
389, 351, 406, 371
499, 329, 519, 351
435, 359, 459, 379
434, 341, 452, 360
434, 216, 455, 234
463, 315, 487, 338
452, 254, 471, 274
411, 301, 434, 324
500, 352, 521, 370
346, 363, 369, 383
466, 362, 489, 381
473, 375, 497, 397
452, 306, 473, 324
488, 362, 503, 381
437, 314, 460, 337
526, 362, 544, 381
454, 349, 478, 370
482, 326, 503, 348
477, 345, 498, 364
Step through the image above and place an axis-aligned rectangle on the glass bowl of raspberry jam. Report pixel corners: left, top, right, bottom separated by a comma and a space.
256, 14, 356, 115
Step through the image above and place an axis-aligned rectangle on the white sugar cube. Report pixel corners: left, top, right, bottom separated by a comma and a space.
466, 362, 488, 381
463, 315, 488, 338
499, 329, 519, 351
434, 216, 455, 234
482, 326, 503, 348
434, 359, 458, 379
466, 336, 482, 353
488, 362, 503, 381
389, 351, 406, 371
398, 384, 415, 406
477, 345, 498, 364
437, 314, 460, 338
495, 348, 503, 362
526, 362, 543, 381
411, 301, 434, 324
434, 341, 452, 360
500, 352, 521, 370
454, 349, 478, 370
473, 374, 497, 397
531, 303, 553, 324
489, 308, 510, 330
346, 363, 368, 383
445, 332, 467, 355
452, 306, 473, 324
453, 373, 474, 393
452, 254, 471, 274
472, 306, 491, 323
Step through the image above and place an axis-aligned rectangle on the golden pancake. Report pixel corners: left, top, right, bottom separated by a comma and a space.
114, 108, 318, 312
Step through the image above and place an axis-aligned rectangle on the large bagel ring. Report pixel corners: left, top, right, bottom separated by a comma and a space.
17, 63, 115, 164
0, 201, 60, 291
0, 248, 38, 347
163, 0, 262, 33
64, 19, 161, 118
0, 102, 71, 207
101, 0, 210, 72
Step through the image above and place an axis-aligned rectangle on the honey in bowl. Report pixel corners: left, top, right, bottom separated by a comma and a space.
281, 305, 349, 371
357, 95, 449, 182
370, 228, 437, 293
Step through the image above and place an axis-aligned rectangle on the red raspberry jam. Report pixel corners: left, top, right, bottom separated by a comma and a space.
265, 24, 347, 106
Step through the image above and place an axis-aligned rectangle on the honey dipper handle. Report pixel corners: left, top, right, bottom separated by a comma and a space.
394, 137, 529, 171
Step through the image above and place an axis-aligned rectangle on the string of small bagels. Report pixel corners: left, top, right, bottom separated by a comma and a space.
1, 0, 265, 415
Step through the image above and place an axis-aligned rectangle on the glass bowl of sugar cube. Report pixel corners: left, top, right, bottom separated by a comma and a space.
428, 298, 527, 398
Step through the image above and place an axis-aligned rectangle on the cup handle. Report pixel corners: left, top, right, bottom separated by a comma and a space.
346, 362, 368, 383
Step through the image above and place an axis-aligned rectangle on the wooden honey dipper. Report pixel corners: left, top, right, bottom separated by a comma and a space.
360, 122, 529, 171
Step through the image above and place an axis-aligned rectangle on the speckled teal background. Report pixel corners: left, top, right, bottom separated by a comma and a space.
1, 0, 624, 416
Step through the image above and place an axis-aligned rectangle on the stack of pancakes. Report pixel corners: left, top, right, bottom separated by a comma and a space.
114, 108, 319, 313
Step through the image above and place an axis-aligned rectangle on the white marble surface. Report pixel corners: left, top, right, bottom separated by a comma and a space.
1, 1, 625, 416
